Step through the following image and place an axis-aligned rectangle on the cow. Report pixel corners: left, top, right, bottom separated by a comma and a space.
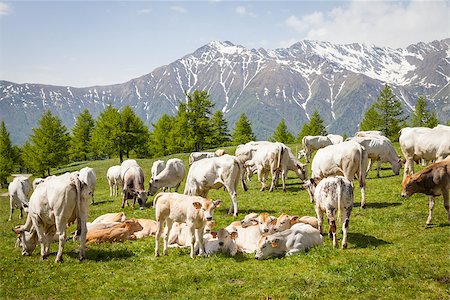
204, 228, 239, 256
13, 172, 91, 262
311, 140, 368, 207
350, 136, 402, 177
167, 220, 216, 248
327, 134, 344, 145
8, 176, 30, 221
32, 178, 45, 190
121, 166, 148, 209
120, 159, 140, 179
401, 159, 450, 225
148, 158, 186, 196
299, 216, 319, 229
188, 149, 225, 166
184, 154, 247, 216
91, 212, 126, 224
272, 214, 300, 233
278, 143, 308, 191
107, 165, 122, 197
235, 141, 273, 181
304, 176, 354, 249
255, 223, 323, 260
151, 160, 165, 180
399, 127, 450, 179
133, 219, 158, 239
300, 136, 333, 162
153, 192, 222, 259
79, 167, 96, 204
86, 219, 143, 244
226, 212, 277, 253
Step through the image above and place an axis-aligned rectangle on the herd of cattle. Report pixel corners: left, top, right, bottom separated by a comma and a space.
6, 125, 450, 262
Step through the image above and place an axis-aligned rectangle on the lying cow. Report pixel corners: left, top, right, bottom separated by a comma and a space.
401, 159, 450, 225
255, 223, 323, 260
8, 176, 30, 221
91, 212, 127, 223
168, 220, 216, 248
304, 176, 354, 249
107, 165, 122, 197
86, 219, 143, 244
153, 192, 222, 259
79, 167, 96, 204
148, 158, 186, 196
133, 219, 158, 239
13, 172, 91, 262
204, 228, 239, 256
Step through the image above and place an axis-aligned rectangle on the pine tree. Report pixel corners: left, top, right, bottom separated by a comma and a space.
232, 113, 256, 145
410, 96, 438, 128
149, 114, 174, 157
27, 110, 69, 176
0, 121, 14, 187
270, 118, 294, 144
307, 111, 327, 136
297, 123, 310, 142
359, 106, 383, 131
120, 105, 149, 158
208, 110, 231, 147
185, 90, 214, 151
426, 112, 439, 128
374, 84, 405, 140
70, 109, 95, 161
92, 104, 123, 161
167, 103, 194, 154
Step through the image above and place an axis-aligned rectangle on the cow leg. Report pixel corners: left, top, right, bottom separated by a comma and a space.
163, 219, 172, 256
269, 169, 277, 192
55, 226, 67, 263
426, 196, 435, 225
342, 207, 352, 249
443, 190, 450, 224
281, 170, 287, 192
315, 206, 324, 235
258, 168, 265, 191
121, 191, 127, 208
188, 224, 196, 259
196, 227, 205, 256
327, 209, 337, 248
360, 186, 366, 208
376, 161, 381, 178
154, 219, 165, 257
8, 197, 14, 221
228, 190, 238, 216
109, 181, 113, 197
19, 207, 23, 219
77, 217, 87, 261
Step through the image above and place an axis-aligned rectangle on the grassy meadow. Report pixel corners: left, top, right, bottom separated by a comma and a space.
0, 144, 449, 299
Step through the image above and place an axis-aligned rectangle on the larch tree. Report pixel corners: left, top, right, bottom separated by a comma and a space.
410, 96, 439, 128
149, 114, 174, 157
208, 110, 231, 147
0, 121, 14, 187
167, 103, 194, 154
185, 90, 214, 151
232, 113, 256, 145
297, 111, 326, 142
359, 105, 383, 132
374, 84, 405, 140
91, 104, 123, 161
270, 118, 294, 144
120, 105, 149, 158
70, 109, 95, 161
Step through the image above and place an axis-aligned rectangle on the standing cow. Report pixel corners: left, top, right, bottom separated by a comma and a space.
107, 165, 122, 197
79, 167, 96, 204
8, 176, 31, 221
148, 158, 186, 196
122, 166, 148, 210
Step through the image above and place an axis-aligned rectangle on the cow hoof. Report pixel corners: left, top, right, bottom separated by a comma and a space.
361, 204, 366, 209
342, 243, 348, 249
79, 256, 85, 262
55, 258, 63, 263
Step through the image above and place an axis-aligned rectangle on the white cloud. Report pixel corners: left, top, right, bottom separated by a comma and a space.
137, 8, 152, 15
0, 2, 11, 16
283, 0, 449, 48
170, 6, 187, 14
235, 5, 256, 17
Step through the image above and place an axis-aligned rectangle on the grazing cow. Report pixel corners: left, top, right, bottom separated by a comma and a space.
122, 166, 148, 209
255, 223, 323, 260
278, 143, 308, 191
153, 192, 222, 259
304, 176, 354, 249
32, 178, 45, 190
13, 172, 91, 262
300, 136, 333, 162
399, 127, 450, 179
86, 219, 143, 244
311, 140, 368, 208
133, 219, 158, 239
351, 136, 402, 177
401, 159, 450, 225
226, 212, 277, 253
8, 176, 31, 221
92, 212, 126, 223
107, 166, 122, 197
327, 134, 344, 145
188, 149, 225, 166
120, 159, 140, 179
79, 167, 96, 204
184, 154, 247, 216
148, 158, 186, 196
204, 228, 239, 256
151, 160, 165, 180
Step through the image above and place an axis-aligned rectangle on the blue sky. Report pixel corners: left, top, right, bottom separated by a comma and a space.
0, 0, 448, 87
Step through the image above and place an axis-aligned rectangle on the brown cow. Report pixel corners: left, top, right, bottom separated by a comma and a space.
86, 219, 143, 244
401, 159, 450, 225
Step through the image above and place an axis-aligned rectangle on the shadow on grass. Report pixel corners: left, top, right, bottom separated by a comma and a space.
91, 199, 115, 206
425, 223, 450, 228
353, 202, 402, 209
348, 232, 391, 248
67, 248, 134, 261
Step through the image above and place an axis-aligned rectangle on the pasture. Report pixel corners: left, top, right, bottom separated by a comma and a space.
0, 146, 449, 299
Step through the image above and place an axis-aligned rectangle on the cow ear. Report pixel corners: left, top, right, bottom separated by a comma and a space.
290, 216, 299, 225
211, 232, 217, 238
213, 200, 222, 208
193, 202, 202, 209
230, 231, 238, 239
271, 239, 279, 248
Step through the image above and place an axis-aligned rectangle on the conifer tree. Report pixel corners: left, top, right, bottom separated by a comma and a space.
92, 104, 123, 161
185, 90, 214, 151
374, 84, 405, 140
410, 96, 439, 128
149, 114, 173, 157
359, 106, 383, 132
307, 111, 327, 136
167, 103, 194, 154
208, 110, 231, 147
270, 118, 294, 144
120, 105, 149, 158
70, 109, 95, 161
0, 121, 14, 187
297, 123, 310, 142
232, 113, 256, 145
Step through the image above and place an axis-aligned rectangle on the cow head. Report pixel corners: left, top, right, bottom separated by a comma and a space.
393, 156, 402, 175
13, 226, 38, 256
296, 163, 308, 180
204, 220, 216, 234
147, 179, 159, 196
240, 212, 259, 228
401, 176, 415, 197
249, 213, 277, 234
273, 214, 299, 232
216, 228, 237, 248
134, 190, 148, 209
193, 199, 222, 221
303, 178, 321, 203
255, 236, 282, 260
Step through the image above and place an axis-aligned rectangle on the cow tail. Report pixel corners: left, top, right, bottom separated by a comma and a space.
336, 178, 343, 225
277, 144, 283, 170
153, 193, 163, 207
71, 173, 82, 237
302, 136, 307, 151
236, 160, 248, 192
358, 146, 368, 189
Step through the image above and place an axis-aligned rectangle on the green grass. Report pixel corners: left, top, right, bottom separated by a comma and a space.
0, 144, 449, 299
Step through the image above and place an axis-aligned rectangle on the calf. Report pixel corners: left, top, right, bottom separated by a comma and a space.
8, 176, 30, 221
401, 159, 450, 225
168, 220, 216, 248
148, 158, 186, 195
272, 214, 300, 233
79, 167, 96, 204
204, 228, 239, 256
133, 219, 158, 239
86, 219, 143, 244
153, 192, 222, 259
107, 165, 122, 197
304, 176, 354, 249
255, 223, 323, 260
91, 212, 126, 224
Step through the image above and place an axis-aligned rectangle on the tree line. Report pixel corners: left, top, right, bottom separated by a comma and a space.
0, 86, 447, 185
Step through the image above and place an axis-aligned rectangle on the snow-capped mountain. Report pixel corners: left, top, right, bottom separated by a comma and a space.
1, 39, 449, 144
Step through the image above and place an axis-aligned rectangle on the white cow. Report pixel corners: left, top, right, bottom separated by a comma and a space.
153, 192, 222, 259
151, 160, 165, 180
8, 176, 30, 221
32, 178, 45, 190
255, 223, 323, 260
107, 166, 122, 197
351, 136, 402, 177
120, 159, 140, 180
300, 136, 333, 162
203, 228, 239, 256
121, 166, 148, 209
79, 167, 96, 204
399, 126, 450, 178
311, 140, 369, 208
304, 176, 354, 249
188, 149, 225, 166
13, 172, 91, 262
148, 158, 186, 196
327, 134, 344, 145
184, 154, 247, 216
167, 220, 216, 248
235, 141, 273, 181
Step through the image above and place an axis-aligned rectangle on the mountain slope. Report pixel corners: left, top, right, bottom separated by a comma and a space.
1, 38, 449, 144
